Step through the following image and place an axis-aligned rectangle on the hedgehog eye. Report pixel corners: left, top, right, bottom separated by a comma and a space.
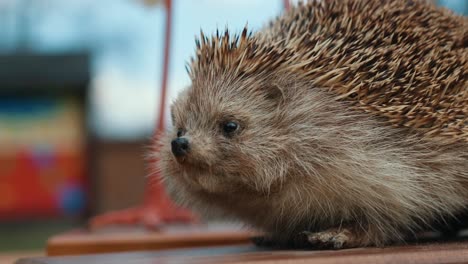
176, 129, 184, 138
222, 121, 239, 136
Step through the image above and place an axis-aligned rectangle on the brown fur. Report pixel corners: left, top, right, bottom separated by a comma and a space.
155, 0, 468, 248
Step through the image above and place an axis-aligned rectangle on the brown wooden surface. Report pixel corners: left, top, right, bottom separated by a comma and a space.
18, 240, 468, 264
46, 224, 256, 256
93, 141, 146, 214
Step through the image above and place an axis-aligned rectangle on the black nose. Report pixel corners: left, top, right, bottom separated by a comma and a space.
171, 137, 190, 157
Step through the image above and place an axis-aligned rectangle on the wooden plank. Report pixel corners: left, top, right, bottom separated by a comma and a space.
18, 240, 468, 264
46, 224, 257, 256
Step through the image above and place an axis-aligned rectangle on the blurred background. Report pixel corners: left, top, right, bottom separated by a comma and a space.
0, 0, 466, 260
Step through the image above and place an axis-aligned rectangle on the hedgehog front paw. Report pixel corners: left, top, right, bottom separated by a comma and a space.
302, 227, 361, 249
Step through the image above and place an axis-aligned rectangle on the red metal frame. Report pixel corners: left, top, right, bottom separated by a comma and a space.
283, 0, 290, 11
156, 0, 173, 133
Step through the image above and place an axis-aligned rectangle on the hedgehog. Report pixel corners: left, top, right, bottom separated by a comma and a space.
155, 0, 468, 249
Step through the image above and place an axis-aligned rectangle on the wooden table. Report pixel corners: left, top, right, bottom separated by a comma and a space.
45, 223, 256, 256
17, 224, 468, 263
16, 240, 468, 264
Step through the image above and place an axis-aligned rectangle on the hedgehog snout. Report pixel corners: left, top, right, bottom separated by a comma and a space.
171, 137, 190, 158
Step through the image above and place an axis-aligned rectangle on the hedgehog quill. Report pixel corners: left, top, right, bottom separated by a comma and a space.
156, 0, 467, 249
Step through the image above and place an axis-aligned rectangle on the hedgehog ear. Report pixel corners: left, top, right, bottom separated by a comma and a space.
264, 83, 285, 106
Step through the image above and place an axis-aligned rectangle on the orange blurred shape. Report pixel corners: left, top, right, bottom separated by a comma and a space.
0, 183, 17, 210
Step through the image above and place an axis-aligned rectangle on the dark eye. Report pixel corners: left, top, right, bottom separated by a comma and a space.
222, 121, 239, 136
176, 129, 184, 137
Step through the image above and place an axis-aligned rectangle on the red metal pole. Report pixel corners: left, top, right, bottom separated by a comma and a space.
283, 0, 290, 11
144, 0, 193, 226
143, 0, 174, 212
156, 0, 172, 133
89, 0, 193, 229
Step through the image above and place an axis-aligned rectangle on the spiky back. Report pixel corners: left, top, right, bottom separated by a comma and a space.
189, 0, 467, 143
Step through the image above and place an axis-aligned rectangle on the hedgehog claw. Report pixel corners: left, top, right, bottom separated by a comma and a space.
301, 228, 355, 250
